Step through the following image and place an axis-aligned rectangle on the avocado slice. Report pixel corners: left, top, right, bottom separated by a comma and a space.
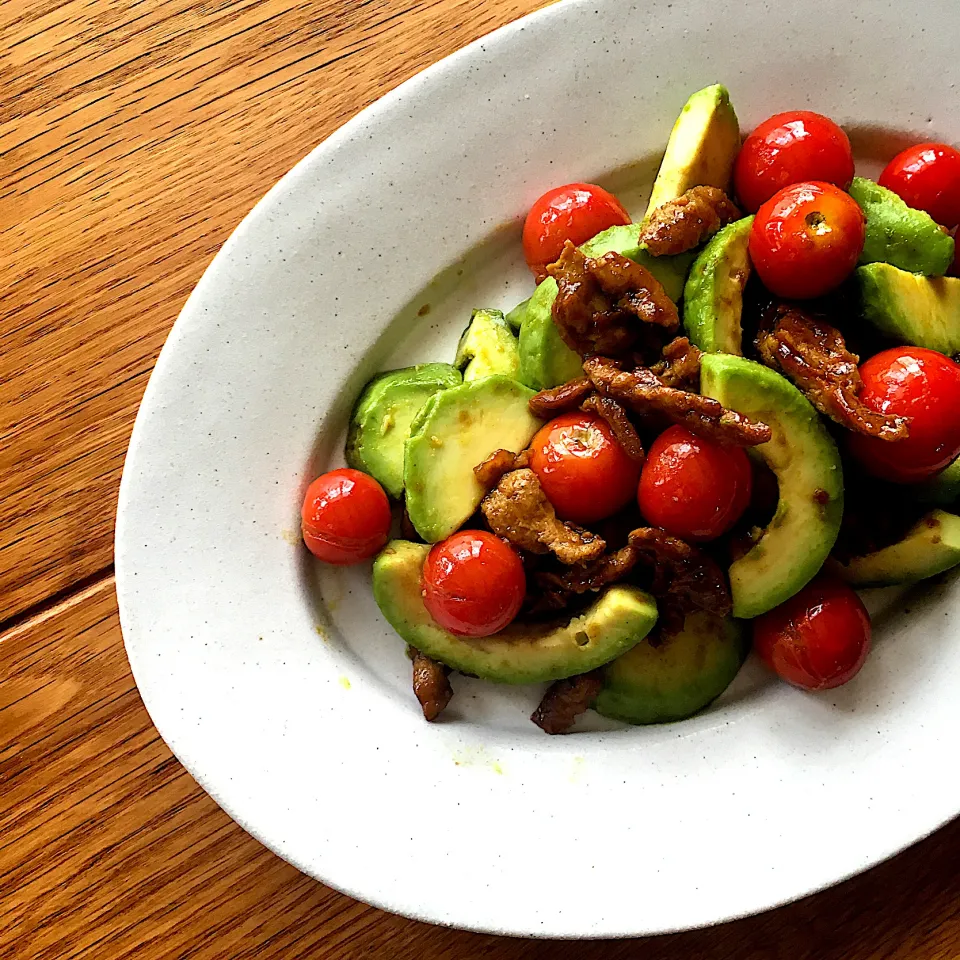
404, 375, 542, 542
645, 84, 740, 218
682, 216, 754, 355
454, 309, 521, 381
858, 263, 960, 356
505, 298, 530, 332
373, 540, 659, 683
831, 509, 960, 588
594, 611, 747, 725
345, 363, 462, 498
914, 457, 960, 506
518, 224, 696, 391
700, 355, 844, 618
849, 177, 954, 276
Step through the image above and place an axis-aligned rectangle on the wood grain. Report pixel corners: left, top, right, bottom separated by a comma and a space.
0, 0, 548, 624
2, 576, 960, 959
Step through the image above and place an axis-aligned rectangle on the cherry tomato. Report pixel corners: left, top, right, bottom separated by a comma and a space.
637, 425, 753, 542
848, 347, 960, 483
753, 576, 871, 691
878, 142, 960, 228
734, 111, 855, 213
529, 412, 642, 525
522, 183, 630, 278
422, 530, 526, 637
749, 181, 865, 299
301, 468, 392, 564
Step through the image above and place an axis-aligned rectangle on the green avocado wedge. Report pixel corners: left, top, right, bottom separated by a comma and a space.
505, 298, 530, 331
454, 308, 520, 381
373, 540, 659, 684
831, 510, 960, 588
518, 223, 696, 391
594, 612, 747, 725
403, 376, 542, 542
700, 355, 844, 618
645, 84, 740, 218
345, 363, 462, 498
849, 177, 954, 276
683, 216, 754, 355
858, 263, 960, 356
914, 457, 960, 506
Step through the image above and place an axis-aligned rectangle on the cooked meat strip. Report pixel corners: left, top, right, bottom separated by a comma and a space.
584, 356, 771, 447
474, 448, 521, 489
410, 649, 453, 722
481, 468, 606, 565
529, 376, 594, 418
531, 670, 604, 735
548, 242, 679, 358
580, 394, 645, 462
535, 545, 640, 598
651, 336, 702, 390
628, 527, 732, 636
639, 186, 741, 256
756, 303, 910, 441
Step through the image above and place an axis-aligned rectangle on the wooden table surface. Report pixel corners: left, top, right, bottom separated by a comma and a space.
3, 1, 959, 956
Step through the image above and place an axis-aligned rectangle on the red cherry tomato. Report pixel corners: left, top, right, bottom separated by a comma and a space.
848, 347, 960, 483
522, 183, 630, 278
422, 530, 526, 637
878, 142, 960, 228
753, 576, 871, 691
637, 425, 753, 542
529, 412, 642, 525
749, 181, 865, 299
301, 468, 392, 564
734, 111, 855, 213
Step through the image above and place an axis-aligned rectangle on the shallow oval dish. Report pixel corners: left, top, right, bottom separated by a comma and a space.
116, 0, 960, 938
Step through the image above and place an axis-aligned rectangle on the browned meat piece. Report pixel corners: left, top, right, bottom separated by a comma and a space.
529, 376, 594, 418
535, 545, 640, 598
639, 186, 741, 256
584, 356, 771, 447
547, 243, 679, 358
580, 394, 645, 462
481, 468, 606, 565
474, 448, 521, 489
411, 649, 453, 721
628, 527, 731, 636
651, 336, 702, 390
531, 670, 604, 735
756, 304, 910, 441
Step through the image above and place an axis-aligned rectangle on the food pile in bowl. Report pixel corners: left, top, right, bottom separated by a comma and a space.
300, 85, 960, 733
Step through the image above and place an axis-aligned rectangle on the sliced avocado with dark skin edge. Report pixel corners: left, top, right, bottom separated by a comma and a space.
404, 375, 542, 542
454, 309, 520, 381
345, 363, 462, 499
518, 224, 696, 391
830, 509, 960, 588
645, 84, 740, 218
373, 540, 659, 683
682, 216, 754, 355
914, 457, 960, 506
594, 612, 747, 725
857, 263, 960, 356
849, 177, 954, 276
700, 355, 844, 619
505, 298, 530, 331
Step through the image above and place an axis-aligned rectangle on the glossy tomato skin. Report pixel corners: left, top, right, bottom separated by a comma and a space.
753, 576, 871, 690
522, 183, 630, 277
301, 468, 392, 564
734, 111, 855, 213
637, 425, 753, 541
878, 142, 960, 228
529, 412, 642, 525
848, 347, 960, 483
422, 530, 526, 637
749, 181, 865, 299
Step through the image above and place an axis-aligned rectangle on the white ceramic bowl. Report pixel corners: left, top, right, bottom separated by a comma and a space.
116, 0, 960, 937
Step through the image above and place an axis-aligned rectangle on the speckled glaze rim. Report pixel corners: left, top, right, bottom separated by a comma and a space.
116, 0, 960, 938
